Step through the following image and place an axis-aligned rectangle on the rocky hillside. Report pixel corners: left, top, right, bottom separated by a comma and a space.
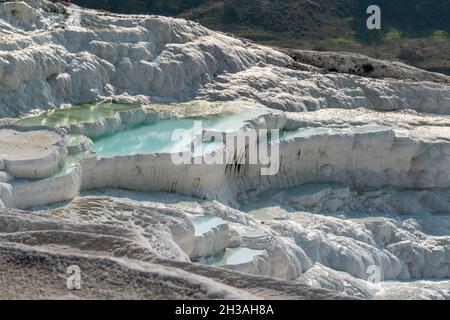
72, 0, 450, 74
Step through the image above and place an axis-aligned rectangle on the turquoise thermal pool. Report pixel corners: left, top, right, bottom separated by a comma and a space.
92, 108, 268, 158
192, 216, 227, 236
209, 248, 265, 266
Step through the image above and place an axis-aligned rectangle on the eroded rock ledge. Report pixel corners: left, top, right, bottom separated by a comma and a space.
284, 49, 450, 84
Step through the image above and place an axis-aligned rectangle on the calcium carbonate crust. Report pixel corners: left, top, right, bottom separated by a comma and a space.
2, 0, 450, 300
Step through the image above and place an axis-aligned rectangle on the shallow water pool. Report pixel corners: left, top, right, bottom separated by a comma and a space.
192, 216, 227, 236
92, 108, 268, 158
15, 102, 140, 127
209, 248, 265, 266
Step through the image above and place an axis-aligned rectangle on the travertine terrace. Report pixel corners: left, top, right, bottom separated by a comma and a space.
2, 0, 450, 300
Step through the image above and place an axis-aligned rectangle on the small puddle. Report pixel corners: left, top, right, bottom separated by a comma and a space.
192, 216, 227, 236
208, 247, 265, 266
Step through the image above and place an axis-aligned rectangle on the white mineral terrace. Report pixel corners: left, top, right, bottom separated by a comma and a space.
2, 99, 450, 286
2, 0, 450, 300
0, 126, 66, 179
4, 100, 450, 211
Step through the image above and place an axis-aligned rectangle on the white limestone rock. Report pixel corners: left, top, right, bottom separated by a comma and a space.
1, 0, 450, 300
296, 264, 376, 299
0, 126, 67, 179
9, 159, 82, 209
264, 242, 307, 280
200, 66, 450, 113
0, 171, 13, 183
192, 223, 230, 259
1, 1, 450, 118
66, 135, 93, 155
0, 243, 258, 300
373, 280, 450, 300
